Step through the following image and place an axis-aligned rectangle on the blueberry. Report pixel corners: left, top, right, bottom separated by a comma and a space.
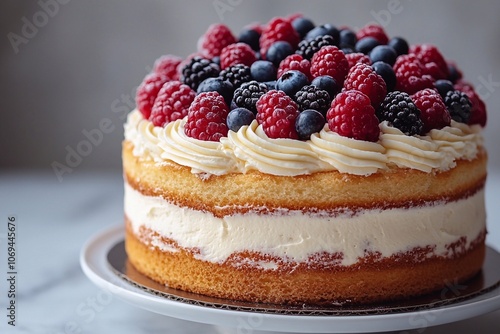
371, 61, 396, 91
447, 63, 461, 83
341, 47, 355, 55
238, 29, 261, 51
311, 75, 340, 98
295, 109, 325, 140
369, 45, 398, 66
266, 41, 294, 67
276, 70, 309, 97
250, 60, 277, 82
197, 77, 234, 106
212, 56, 220, 65
305, 24, 339, 44
292, 17, 315, 39
264, 80, 277, 90
355, 37, 379, 54
339, 29, 357, 48
227, 107, 255, 132
388, 37, 409, 56
435, 80, 455, 98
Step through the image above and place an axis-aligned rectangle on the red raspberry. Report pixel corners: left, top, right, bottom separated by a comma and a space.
326, 90, 380, 142
410, 44, 449, 80
153, 54, 182, 80
136, 72, 170, 119
356, 24, 389, 45
411, 88, 450, 133
220, 43, 257, 69
345, 52, 371, 69
455, 81, 487, 126
198, 24, 236, 58
184, 92, 229, 141
310, 46, 349, 85
150, 81, 196, 127
277, 54, 312, 81
343, 63, 387, 107
256, 90, 299, 139
259, 17, 300, 59
393, 54, 434, 95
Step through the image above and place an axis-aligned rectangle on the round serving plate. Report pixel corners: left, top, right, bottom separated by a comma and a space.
80, 225, 500, 333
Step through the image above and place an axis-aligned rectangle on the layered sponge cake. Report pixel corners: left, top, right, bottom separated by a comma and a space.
123, 15, 488, 304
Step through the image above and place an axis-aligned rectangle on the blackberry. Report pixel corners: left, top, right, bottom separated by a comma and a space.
294, 85, 331, 115
296, 35, 336, 60
233, 80, 268, 113
377, 91, 423, 136
444, 90, 472, 123
220, 64, 252, 89
181, 56, 220, 90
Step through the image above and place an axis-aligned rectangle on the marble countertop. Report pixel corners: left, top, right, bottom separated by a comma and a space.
0, 170, 499, 334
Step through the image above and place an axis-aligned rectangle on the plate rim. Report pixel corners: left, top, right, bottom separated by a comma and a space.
80, 225, 500, 333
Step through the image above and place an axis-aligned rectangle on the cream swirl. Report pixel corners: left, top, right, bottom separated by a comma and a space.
429, 121, 482, 160
379, 121, 455, 172
220, 120, 331, 176
157, 118, 236, 175
309, 125, 387, 175
124, 110, 163, 161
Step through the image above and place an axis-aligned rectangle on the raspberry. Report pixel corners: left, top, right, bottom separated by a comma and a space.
233, 80, 268, 113
393, 54, 434, 95
181, 56, 220, 90
260, 17, 300, 59
135, 72, 170, 119
345, 52, 371, 69
411, 88, 450, 133
296, 35, 337, 60
356, 24, 389, 45
198, 23, 236, 58
294, 85, 331, 115
377, 91, 423, 136
184, 92, 229, 141
220, 64, 252, 89
326, 90, 380, 142
256, 90, 299, 139
277, 54, 312, 81
150, 81, 196, 127
444, 90, 472, 123
220, 42, 257, 69
410, 44, 449, 80
310, 46, 349, 85
153, 54, 183, 80
343, 63, 387, 108
454, 81, 487, 126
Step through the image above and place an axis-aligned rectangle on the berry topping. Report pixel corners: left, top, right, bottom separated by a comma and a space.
266, 41, 294, 66
198, 23, 236, 58
227, 107, 255, 132
277, 54, 312, 81
256, 90, 300, 139
388, 37, 409, 56
434, 79, 455, 98
184, 92, 229, 141
311, 75, 340, 98
371, 61, 396, 92
339, 29, 357, 49
444, 90, 472, 123
294, 85, 331, 115
393, 54, 434, 95
197, 77, 234, 106
447, 62, 463, 83
411, 88, 450, 133
238, 28, 261, 51
355, 37, 379, 54
276, 70, 309, 97
153, 54, 183, 80
356, 23, 389, 45
150, 81, 196, 127
233, 80, 269, 113
305, 24, 340, 43
219, 64, 252, 89
410, 44, 449, 80
181, 56, 220, 90
259, 17, 300, 59
310, 45, 349, 85
295, 109, 326, 140
377, 91, 423, 136
136, 72, 170, 119
250, 60, 277, 82
326, 90, 380, 142
454, 81, 487, 126
296, 34, 337, 60
291, 17, 315, 39
369, 45, 397, 66
220, 42, 257, 69
343, 63, 387, 108
345, 52, 371, 69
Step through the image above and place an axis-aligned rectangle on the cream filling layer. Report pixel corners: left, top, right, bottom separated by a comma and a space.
124, 183, 486, 268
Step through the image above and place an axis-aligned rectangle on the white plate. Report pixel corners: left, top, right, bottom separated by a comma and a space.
80, 225, 500, 333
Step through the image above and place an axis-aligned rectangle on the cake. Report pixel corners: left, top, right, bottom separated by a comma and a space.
123, 15, 488, 305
